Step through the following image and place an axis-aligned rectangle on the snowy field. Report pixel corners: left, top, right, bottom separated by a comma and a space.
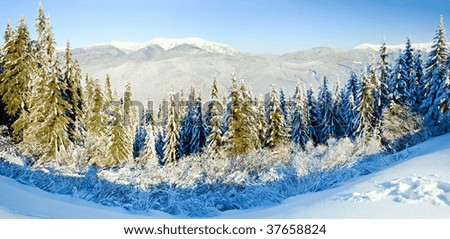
1, 133, 449, 219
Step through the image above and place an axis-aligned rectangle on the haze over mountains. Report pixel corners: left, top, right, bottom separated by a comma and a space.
71, 38, 432, 103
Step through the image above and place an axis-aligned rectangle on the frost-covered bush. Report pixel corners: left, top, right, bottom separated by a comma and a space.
380, 103, 423, 152
0, 134, 390, 217
98, 146, 291, 188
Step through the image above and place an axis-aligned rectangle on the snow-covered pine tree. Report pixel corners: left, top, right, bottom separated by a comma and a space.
123, 82, 136, 157
389, 52, 410, 106
133, 121, 147, 158
366, 56, 383, 120
137, 122, 157, 167
402, 38, 415, 93
163, 92, 180, 165
332, 83, 346, 139
357, 68, 377, 144
341, 71, 361, 139
317, 76, 334, 144
239, 81, 260, 149
255, 98, 267, 148
104, 74, 113, 102
306, 87, 320, 145
410, 51, 424, 112
84, 78, 107, 165
290, 83, 309, 148
420, 16, 448, 121
22, 15, 72, 164
179, 87, 195, 157
104, 91, 132, 168
378, 39, 391, 109
3, 21, 13, 44
0, 16, 36, 141
155, 128, 165, 161
189, 95, 208, 154
205, 77, 221, 128
265, 85, 286, 148
63, 41, 84, 144
133, 109, 154, 159
279, 88, 289, 130
177, 90, 186, 125
206, 78, 223, 153
222, 76, 257, 155
435, 72, 450, 130
0, 21, 14, 126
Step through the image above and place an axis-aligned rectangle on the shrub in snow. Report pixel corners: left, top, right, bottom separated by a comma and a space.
381, 103, 423, 151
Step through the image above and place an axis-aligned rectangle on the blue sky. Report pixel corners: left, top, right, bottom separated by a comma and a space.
1, 0, 449, 54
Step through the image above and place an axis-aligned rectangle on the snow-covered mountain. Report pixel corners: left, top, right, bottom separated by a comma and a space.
72, 38, 428, 103
86, 37, 239, 55
354, 42, 433, 52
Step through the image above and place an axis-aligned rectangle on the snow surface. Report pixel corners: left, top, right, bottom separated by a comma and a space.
1, 133, 450, 218
86, 37, 239, 55
219, 134, 450, 218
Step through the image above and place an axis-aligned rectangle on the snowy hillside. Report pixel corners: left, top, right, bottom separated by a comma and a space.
74, 39, 413, 103
1, 133, 449, 219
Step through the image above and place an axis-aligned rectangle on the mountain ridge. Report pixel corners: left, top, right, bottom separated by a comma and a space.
71, 38, 431, 103
85, 37, 239, 56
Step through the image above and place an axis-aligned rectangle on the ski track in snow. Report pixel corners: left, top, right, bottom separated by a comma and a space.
336, 175, 450, 206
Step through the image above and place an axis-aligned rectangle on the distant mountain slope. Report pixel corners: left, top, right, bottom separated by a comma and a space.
72, 38, 429, 104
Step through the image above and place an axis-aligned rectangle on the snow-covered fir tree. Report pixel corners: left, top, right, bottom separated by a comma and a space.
133, 109, 154, 159
133, 122, 147, 158
265, 85, 287, 148
341, 71, 361, 139
239, 81, 260, 149
104, 74, 113, 102
63, 41, 84, 144
0, 16, 36, 141
332, 83, 346, 139
3, 21, 13, 44
104, 91, 132, 168
137, 122, 157, 167
357, 68, 377, 144
279, 88, 289, 131
420, 16, 448, 124
306, 87, 320, 145
410, 51, 425, 112
206, 78, 223, 153
317, 76, 334, 144
367, 56, 383, 120
21, 11, 73, 164
123, 82, 136, 156
389, 52, 410, 106
179, 87, 196, 156
255, 98, 267, 148
84, 78, 107, 165
189, 95, 208, 154
378, 39, 392, 109
436, 73, 450, 130
155, 128, 165, 161
402, 38, 415, 92
205, 77, 220, 128
290, 83, 309, 148
163, 92, 180, 165
222, 76, 256, 155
